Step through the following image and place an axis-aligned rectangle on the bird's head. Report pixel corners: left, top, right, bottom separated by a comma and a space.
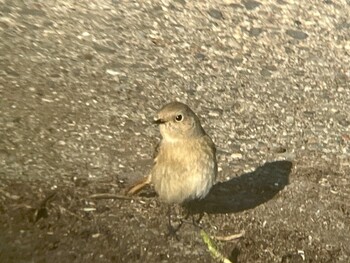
154, 101, 205, 142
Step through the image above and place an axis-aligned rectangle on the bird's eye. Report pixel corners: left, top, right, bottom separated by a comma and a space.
175, 114, 183, 122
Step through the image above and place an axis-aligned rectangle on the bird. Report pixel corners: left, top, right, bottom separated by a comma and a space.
127, 101, 217, 205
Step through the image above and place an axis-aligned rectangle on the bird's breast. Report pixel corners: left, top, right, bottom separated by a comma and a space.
151, 138, 216, 204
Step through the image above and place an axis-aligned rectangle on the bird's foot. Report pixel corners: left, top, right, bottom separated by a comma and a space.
166, 220, 183, 240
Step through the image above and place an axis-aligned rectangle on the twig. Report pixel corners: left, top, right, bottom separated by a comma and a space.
200, 230, 233, 263
88, 193, 132, 200
214, 231, 245, 241
126, 175, 151, 196
58, 205, 90, 223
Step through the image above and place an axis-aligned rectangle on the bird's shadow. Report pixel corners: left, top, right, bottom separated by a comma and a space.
185, 160, 292, 214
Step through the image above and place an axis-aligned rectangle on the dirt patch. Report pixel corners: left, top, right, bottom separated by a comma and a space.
1, 0, 350, 262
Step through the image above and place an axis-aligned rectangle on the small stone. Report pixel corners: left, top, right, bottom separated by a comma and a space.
208, 8, 223, 20
106, 69, 121, 76
260, 68, 272, 77
230, 153, 243, 159
303, 111, 315, 117
243, 0, 261, 10
265, 65, 277, 71
286, 29, 308, 40
195, 53, 206, 60
93, 42, 115, 53
231, 56, 243, 65
82, 208, 96, 212
208, 111, 220, 117
286, 116, 294, 123
58, 140, 66, 146
83, 53, 93, 60
174, 0, 186, 5
228, 3, 243, 8
273, 147, 287, 154
249, 27, 263, 37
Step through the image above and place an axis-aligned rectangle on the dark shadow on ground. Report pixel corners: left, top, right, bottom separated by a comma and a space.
185, 160, 292, 214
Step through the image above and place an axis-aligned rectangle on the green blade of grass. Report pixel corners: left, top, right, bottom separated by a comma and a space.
200, 230, 233, 263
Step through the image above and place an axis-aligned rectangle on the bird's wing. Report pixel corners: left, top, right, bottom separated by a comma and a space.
152, 140, 161, 160
204, 134, 217, 156
126, 141, 161, 196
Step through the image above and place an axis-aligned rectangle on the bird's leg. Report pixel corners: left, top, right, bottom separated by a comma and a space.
166, 205, 183, 238
182, 205, 204, 229
183, 203, 204, 228
191, 212, 204, 228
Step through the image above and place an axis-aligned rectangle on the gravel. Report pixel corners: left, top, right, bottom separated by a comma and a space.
0, 0, 349, 262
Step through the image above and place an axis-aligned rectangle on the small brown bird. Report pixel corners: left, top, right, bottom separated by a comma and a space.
128, 101, 217, 205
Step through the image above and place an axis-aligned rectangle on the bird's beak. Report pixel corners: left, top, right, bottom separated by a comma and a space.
153, 118, 165, 125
